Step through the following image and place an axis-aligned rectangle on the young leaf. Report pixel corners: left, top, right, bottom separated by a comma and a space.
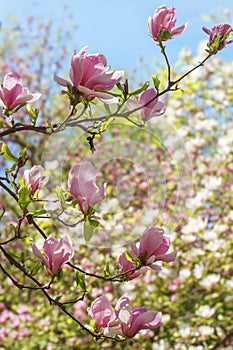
56, 268, 63, 281
0, 143, 18, 162
55, 295, 62, 302
18, 186, 31, 209
152, 74, 160, 91
83, 216, 100, 241
76, 271, 86, 289
84, 222, 95, 242
19, 148, 27, 161
27, 104, 39, 124
105, 260, 111, 276
129, 81, 150, 97
124, 251, 135, 263
27, 209, 47, 217
56, 186, 65, 205
30, 261, 42, 275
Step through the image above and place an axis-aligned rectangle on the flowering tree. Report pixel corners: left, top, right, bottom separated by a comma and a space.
0, 5, 233, 350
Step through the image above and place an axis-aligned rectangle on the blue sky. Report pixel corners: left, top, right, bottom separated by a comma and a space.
0, 0, 232, 73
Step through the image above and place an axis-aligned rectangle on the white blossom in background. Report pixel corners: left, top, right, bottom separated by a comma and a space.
195, 305, 216, 318
199, 274, 221, 288
206, 239, 226, 253
179, 269, 191, 281
178, 323, 192, 338
182, 217, 208, 235
186, 189, 212, 210
202, 230, 217, 241
152, 339, 171, 350
201, 175, 222, 190
226, 277, 233, 289
193, 263, 204, 279
198, 325, 215, 337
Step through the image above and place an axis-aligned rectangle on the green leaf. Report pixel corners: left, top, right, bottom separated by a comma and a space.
56, 186, 65, 205
152, 74, 161, 91
102, 117, 114, 132
5, 163, 17, 174
0, 142, 18, 162
27, 104, 39, 124
30, 261, 42, 275
7, 251, 21, 261
124, 251, 141, 267
124, 251, 135, 263
158, 29, 172, 41
116, 82, 123, 92
18, 186, 31, 209
83, 216, 100, 241
56, 268, 63, 280
76, 271, 86, 289
105, 260, 111, 276
88, 218, 100, 227
129, 81, 150, 97
55, 295, 62, 302
19, 148, 27, 161
27, 209, 47, 217
83, 222, 95, 241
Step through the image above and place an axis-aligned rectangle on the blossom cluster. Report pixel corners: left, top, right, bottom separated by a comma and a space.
0, 3, 233, 347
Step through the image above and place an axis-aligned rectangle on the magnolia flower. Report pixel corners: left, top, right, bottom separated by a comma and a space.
88, 296, 118, 331
126, 88, 165, 121
115, 297, 162, 337
54, 46, 123, 104
119, 227, 176, 279
202, 23, 233, 51
88, 296, 162, 338
32, 235, 73, 275
24, 165, 49, 194
0, 72, 41, 111
68, 161, 106, 214
148, 5, 187, 42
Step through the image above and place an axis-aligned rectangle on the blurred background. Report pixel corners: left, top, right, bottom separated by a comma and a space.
1, 0, 233, 72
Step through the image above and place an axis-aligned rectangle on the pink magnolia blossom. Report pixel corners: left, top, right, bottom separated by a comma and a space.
0, 72, 41, 111
68, 161, 106, 214
24, 165, 49, 194
202, 24, 233, 51
32, 235, 74, 275
88, 296, 161, 338
115, 296, 162, 337
127, 88, 165, 121
119, 227, 177, 279
54, 46, 123, 104
88, 296, 117, 330
148, 5, 187, 42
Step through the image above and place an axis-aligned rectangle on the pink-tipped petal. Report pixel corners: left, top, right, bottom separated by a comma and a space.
88, 296, 115, 329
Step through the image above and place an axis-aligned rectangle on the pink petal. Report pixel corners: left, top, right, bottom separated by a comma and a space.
77, 85, 119, 104
88, 296, 115, 329
171, 23, 187, 37
152, 236, 170, 256
128, 311, 162, 337
3, 72, 22, 90
32, 242, 48, 267
81, 53, 107, 85
202, 26, 211, 36
70, 46, 88, 87
89, 183, 107, 207
43, 235, 59, 259
54, 74, 71, 87
139, 227, 164, 258
155, 251, 177, 263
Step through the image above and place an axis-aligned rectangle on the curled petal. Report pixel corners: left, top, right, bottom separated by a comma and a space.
88, 296, 115, 329
54, 74, 71, 87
